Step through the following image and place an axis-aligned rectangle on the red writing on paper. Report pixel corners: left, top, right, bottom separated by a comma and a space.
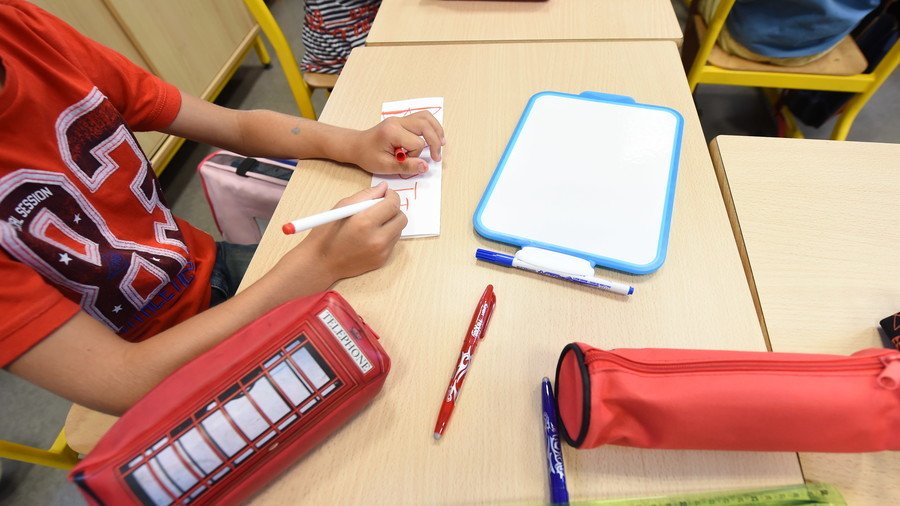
381, 106, 443, 119
391, 181, 418, 212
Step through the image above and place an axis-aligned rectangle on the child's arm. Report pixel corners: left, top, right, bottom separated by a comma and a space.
164, 91, 445, 176
6, 184, 405, 416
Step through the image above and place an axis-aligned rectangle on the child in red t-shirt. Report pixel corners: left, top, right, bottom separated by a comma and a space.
0, 0, 444, 415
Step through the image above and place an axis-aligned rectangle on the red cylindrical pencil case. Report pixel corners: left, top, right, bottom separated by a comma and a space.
69, 291, 390, 505
555, 342, 900, 452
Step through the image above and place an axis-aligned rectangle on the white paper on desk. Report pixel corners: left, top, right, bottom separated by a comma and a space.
372, 97, 444, 238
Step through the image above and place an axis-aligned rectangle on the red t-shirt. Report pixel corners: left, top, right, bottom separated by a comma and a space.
0, 0, 216, 367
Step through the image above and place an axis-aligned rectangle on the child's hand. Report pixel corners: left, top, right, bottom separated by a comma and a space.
352, 111, 445, 176
298, 182, 407, 281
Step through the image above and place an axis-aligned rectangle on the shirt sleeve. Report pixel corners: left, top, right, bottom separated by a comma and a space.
0, 250, 80, 368
9, 0, 182, 132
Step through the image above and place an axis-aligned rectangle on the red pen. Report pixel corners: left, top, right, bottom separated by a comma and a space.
433, 284, 497, 440
393, 146, 408, 162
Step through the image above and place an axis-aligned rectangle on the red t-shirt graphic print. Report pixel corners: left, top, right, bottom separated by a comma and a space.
0, 0, 215, 366
2, 87, 196, 333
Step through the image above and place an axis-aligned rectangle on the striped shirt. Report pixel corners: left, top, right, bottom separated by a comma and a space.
301, 0, 380, 74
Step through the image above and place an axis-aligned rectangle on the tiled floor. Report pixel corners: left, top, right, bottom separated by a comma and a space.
1, 1, 897, 504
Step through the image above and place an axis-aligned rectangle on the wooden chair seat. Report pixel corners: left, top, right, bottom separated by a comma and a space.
65, 404, 117, 455
694, 15, 868, 75
303, 72, 339, 90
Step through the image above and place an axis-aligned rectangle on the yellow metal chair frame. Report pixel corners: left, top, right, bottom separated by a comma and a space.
686, 0, 900, 140
1, 429, 80, 470
243, 0, 337, 120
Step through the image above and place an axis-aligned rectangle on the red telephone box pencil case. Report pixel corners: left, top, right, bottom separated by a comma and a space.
69, 291, 390, 505
555, 342, 900, 452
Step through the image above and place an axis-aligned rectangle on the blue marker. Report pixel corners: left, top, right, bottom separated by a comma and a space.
476, 248, 634, 296
542, 377, 569, 504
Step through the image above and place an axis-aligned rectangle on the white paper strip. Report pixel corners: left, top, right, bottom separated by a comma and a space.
372, 97, 444, 238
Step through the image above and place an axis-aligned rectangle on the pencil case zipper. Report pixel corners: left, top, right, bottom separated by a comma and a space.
583, 349, 900, 390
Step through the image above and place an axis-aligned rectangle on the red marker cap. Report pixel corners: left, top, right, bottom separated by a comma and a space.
394, 146, 407, 162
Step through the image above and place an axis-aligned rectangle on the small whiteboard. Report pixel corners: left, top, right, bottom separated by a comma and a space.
474, 91, 683, 274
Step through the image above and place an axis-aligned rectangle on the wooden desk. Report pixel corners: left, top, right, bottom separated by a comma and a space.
238, 42, 801, 504
712, 135, 900, 505
365, 0, 682, 46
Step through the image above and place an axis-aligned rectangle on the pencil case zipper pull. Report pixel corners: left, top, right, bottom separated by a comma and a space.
877, 355, 900, 389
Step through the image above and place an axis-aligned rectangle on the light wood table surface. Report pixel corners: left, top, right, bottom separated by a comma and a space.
711, 135, 900, 506
365, 0, 682, 46
228, 42, 802, 504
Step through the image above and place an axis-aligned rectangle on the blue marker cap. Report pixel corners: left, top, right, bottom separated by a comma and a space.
475, 248, 514, 267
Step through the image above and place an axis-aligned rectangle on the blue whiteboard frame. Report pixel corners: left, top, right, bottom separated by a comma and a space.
473, 91, 684, 275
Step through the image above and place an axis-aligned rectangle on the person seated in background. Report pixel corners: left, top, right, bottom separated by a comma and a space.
0, 0, 443, 415
698, 0, 881, 65
301, 0, 381, 74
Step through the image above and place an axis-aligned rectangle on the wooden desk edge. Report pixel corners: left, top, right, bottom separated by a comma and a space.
709, 136, 772, 352
366, 36, 685, 47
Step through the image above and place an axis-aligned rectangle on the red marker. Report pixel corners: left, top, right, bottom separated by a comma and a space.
393, 146, 408, 162
433, 284, 497, 440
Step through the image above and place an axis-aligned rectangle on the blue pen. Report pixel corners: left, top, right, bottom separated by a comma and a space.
542, 377, 569, 504
476, 248, 634, 296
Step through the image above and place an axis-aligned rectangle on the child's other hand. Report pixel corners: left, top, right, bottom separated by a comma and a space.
300, 182, 406, 281
353, 111, 445, 175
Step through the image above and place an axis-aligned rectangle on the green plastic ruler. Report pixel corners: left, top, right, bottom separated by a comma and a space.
576, 483, 844, 506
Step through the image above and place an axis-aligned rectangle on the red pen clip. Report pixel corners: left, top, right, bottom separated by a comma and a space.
433, 285, 496, 440
468, 286, 496, 342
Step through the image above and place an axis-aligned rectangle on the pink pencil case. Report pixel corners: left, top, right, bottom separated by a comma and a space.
555, 342, 900, 452
197, 150, 292, 245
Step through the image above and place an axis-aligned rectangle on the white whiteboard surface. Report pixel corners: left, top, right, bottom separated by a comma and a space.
474, 92, 683, 274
